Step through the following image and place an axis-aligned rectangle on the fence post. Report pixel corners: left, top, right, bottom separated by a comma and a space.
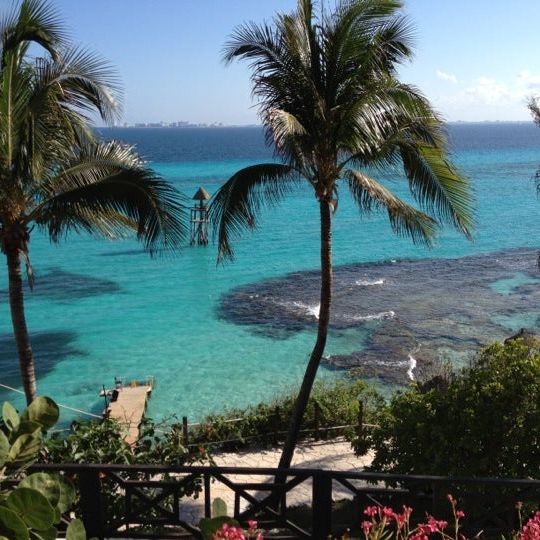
356, 400, 364, 440
79, 469, 105, 539
314, 402, 321, 441
273, 406, 280, 445
182, 416, 189, 446
312, 471, 332, 540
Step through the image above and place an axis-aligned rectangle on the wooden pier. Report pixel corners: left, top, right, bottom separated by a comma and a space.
103, 379, 154, 445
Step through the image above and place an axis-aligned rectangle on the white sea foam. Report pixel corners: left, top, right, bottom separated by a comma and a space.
291, 301, 320, 319
355, 278, 385, 286
349, 310, 395, 321
407, 354, 417, 380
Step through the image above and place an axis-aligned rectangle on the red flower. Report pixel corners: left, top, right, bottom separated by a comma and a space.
363, 506, 379, 517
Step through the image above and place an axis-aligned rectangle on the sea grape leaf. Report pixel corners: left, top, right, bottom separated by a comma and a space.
3, 402, 20, 433
29, 526, 57, 540
7, 488, 55, 531
11, 421, 42, 442
21, 397, 59, 431
19, 473, 60, 511
55, 475, 76, 513
65, 518, 86, 540
0, 506, 30, 540
212, 497, 227, 517
7, 434, 41, 468
0, 431, 9, 467
27, 525, 58, 540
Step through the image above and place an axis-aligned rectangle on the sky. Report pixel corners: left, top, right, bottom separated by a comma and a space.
10, 0, 540, 125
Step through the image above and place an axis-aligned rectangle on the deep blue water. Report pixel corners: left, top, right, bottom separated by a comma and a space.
1, 123, 540, 424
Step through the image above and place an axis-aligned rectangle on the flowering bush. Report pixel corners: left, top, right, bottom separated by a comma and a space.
212, 520, 263, 540
517, 510, 540, 540
360, 496, 540, 540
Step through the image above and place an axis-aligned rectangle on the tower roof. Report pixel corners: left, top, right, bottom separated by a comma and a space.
192, 187, 211, 201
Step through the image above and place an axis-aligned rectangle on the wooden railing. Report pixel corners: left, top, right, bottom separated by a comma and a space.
29, 463, 540, 540
181, 400, 373, 448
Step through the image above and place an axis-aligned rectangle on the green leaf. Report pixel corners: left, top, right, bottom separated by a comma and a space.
55, 475, 76, 514
7, 434, 41, 469
7, 488, 55, 531
19, 473, 60, 512
0, 431, 9, 468
212, 497, 227, 517
11, 421, 42, 443
0, 506, 30, 540
21, 398, 59, 431
3, 402, 20, 433
66, 519, 86, 540
29, 526, 57, 540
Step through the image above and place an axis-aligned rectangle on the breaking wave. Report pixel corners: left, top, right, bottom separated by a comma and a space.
407, 354, 417, 380
355, 278, 385, 286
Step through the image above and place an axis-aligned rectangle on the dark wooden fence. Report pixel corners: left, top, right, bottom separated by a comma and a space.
30, 463, 540, 540
181, 400, 371, 448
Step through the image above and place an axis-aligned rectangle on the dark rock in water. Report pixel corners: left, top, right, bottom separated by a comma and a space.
218, 247, 540, 383
326, 319, 421, 384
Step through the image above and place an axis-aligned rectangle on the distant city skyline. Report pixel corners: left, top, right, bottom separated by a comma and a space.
43, 0, 540, 125
112, 119, 536, 129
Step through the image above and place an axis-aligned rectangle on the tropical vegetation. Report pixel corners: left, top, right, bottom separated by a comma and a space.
42, 415, 211, 537
210, 0, 473, 469
352, 338, 540, 479
0, 0, 186, 404
0, 396, 86, 539
186, 378, 382, 450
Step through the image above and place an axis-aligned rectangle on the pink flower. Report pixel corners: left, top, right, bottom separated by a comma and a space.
382, 507, 395, 519
363, 505, 379, 517
361, 520, 372, 538
456, 510, 465, 519
247, 521, 257, 530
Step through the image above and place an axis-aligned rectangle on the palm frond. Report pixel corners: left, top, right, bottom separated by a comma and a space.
29, 141, 187, 253
1, 0, 66, 66
209, 163, 299, 262
398, 141, 473, 238
345, 168, 436, 244
31, 46, 122, 126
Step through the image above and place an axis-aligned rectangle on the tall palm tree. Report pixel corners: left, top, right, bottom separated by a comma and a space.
0, 0, 186, 404
211, 0, 473, 470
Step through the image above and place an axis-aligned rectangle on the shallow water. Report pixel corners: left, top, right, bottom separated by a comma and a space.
1, 123, 540, 424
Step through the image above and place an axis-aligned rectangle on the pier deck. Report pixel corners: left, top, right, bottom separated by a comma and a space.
106, 384, 152, 445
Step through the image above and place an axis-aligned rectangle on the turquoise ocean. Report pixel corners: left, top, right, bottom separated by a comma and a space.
1, 123, 540, 424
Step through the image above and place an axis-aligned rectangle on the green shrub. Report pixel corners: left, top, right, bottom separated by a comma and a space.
44, 417, 211, 465
353, 339, 540, 478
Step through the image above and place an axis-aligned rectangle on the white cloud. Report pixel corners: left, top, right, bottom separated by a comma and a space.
436, 69, 457, 84
464, 77, 512, 105
430, 69, 540, 120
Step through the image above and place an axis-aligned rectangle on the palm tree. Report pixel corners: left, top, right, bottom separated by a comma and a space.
211, 0, 473, 470
0, 0, 186, 404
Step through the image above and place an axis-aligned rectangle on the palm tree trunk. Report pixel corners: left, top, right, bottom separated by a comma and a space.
6, 247, 37, 404
278, 199, 332, 470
